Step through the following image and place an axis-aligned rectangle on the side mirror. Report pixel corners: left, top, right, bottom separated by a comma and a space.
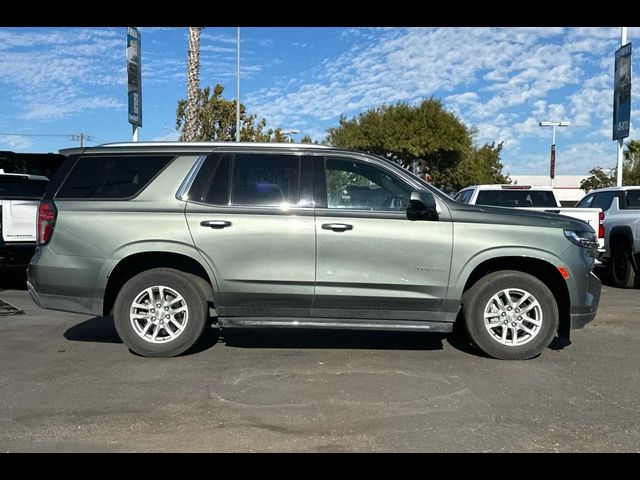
407, 190, 439, 221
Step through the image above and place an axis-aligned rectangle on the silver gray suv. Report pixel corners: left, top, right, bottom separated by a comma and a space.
27, 142, 601, 359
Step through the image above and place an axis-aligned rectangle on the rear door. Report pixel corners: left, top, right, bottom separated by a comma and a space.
185, 150, 316, 317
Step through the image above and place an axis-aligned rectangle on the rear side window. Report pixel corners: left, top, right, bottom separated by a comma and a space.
0, 176, 48, 199
56, 155, 174, 199
230, 153, 300, 207
188, 152, 303, 207
593, 191, 615, 211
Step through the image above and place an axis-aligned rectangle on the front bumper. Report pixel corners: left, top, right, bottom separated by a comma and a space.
569, 271, 601, 330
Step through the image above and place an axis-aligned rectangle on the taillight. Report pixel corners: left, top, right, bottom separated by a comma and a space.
598, 211, 605, 239
37, 201, 56, 246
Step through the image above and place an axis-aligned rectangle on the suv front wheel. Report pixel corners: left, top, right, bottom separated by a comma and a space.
113, 268, 209, 357
462, 270, 559, 360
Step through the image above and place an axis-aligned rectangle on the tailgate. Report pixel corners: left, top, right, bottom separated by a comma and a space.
1, 200, 38, 242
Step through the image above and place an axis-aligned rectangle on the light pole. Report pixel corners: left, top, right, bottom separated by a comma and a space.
281, 129, 301, 143
539, 121, 570, 188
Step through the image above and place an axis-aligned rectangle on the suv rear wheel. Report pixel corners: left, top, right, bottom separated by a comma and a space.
113, 268, 209, 357
463, 270, 559, 360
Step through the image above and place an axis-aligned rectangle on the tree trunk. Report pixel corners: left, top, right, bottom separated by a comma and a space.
184, 27, 203, 141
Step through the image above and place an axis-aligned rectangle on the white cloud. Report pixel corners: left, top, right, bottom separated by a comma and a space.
0, 135, 34, 150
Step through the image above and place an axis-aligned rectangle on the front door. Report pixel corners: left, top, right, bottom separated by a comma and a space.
185, 151, 316, 317
313, 155, 453, 321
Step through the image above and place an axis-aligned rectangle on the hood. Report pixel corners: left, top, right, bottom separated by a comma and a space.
450, 203, 593, 232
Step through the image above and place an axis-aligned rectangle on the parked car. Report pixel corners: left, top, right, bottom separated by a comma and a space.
454, 184, 604, 254
0, 171, 49, 270
575, 186, 640, 288
27, 142, 601, 360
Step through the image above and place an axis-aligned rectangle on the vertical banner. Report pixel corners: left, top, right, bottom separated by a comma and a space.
127, 27, 142, 127
613, 42, 632, 140
550, 144, 556, 179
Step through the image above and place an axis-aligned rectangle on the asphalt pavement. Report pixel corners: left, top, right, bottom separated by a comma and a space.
1, 273, 639, 452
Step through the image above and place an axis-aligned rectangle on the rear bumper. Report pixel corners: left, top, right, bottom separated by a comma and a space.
27, 280, 101, 316
0, 242, 35, 268
26, 245, 107, 316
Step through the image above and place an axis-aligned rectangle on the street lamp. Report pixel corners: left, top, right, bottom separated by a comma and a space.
539, 121, 570, 187
281, 129, 301, 143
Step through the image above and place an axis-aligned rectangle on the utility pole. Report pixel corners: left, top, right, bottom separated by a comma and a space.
539, 121, 570, 188
68, 133, 94, 147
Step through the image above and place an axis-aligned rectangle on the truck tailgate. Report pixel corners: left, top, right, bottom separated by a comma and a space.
1, 199, 38, 242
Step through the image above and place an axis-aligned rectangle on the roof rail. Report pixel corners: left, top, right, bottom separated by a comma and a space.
95, 141, 331, 149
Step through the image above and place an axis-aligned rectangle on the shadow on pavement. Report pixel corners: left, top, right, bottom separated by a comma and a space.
221, 327, 449, 351
64, 316, 123, 344
63, 317, 221, 353
0, 268, 28, 291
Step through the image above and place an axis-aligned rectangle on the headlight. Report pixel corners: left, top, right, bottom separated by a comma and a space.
564, 229, 598, 248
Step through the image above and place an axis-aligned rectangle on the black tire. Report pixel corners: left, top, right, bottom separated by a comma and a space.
611, 242, 636, 289
113, 268, 209, 357
462, 270, 559, 360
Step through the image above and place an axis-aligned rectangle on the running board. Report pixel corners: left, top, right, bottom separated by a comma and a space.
218, 317, 453, 333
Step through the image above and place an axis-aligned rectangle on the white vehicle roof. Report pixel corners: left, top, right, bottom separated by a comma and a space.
587, 186, 640, 193
460, 184, 554, 191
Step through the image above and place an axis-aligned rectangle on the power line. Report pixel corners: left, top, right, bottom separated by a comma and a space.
0, 132, 100, 147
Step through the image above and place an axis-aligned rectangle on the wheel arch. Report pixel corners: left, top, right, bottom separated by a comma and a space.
104, 251, 216, 317
460, 255, 570, 337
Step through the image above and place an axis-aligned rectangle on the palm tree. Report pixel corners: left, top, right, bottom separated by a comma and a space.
183, 27, 203, 141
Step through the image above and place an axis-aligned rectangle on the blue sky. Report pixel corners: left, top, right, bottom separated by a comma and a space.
0, 26, 638, 176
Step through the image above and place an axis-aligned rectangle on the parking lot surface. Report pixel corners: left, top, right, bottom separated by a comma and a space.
1, 275, 639, 452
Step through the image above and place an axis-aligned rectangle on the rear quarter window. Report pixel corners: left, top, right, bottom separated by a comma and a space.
55, 155, 174, 199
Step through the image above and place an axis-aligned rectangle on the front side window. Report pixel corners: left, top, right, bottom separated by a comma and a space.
324, 157, 411, 211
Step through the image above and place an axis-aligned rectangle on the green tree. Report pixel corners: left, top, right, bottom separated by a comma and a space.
580, 139, 640, 191
176, 84, 274, 142
445, 142, 510, 192
325, 98, 508, 192
580, 167, 615, 192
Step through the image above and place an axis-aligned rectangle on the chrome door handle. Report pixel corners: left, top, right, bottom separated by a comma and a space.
321, 223, 353, 232
200, 220, 232, 229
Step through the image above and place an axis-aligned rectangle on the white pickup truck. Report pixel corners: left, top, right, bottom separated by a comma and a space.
0, 171, 49, 269
575, 186, 640, 288
454, 184, 604, 251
